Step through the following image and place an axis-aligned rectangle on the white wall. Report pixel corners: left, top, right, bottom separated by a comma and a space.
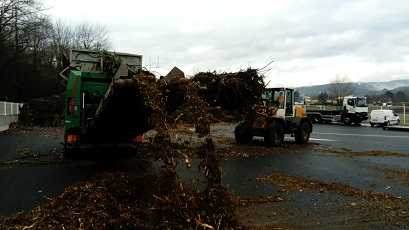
0, 102, 23, 131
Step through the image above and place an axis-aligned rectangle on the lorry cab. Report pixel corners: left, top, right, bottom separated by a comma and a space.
342, 96, 368, 125
370, 109, 400, 127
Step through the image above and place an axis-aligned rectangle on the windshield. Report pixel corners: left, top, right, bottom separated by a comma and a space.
356, 97, 368, 107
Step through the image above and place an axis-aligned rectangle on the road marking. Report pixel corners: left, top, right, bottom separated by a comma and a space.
309, 138, 337, 142
313, 132, 409, 139
284, 137, 337, 141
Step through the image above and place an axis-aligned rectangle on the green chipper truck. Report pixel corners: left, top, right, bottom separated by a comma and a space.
60, 49, 151, 156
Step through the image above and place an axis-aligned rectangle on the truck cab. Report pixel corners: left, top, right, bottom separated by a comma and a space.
342, 96, 368, 125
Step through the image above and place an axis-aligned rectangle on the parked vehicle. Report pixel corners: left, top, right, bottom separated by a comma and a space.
307, 96, 369, 125
370, 109, 400, 127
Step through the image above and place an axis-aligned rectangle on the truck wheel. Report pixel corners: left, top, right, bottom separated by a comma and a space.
235, 121, 253, 143
264, 123, 284, 146
313, 115, 322, 123
370, 122, 374, 127
354, 119, 362, 125
324, 120, 332, 124
295, 121, 311, 144
343, 116, 352, 125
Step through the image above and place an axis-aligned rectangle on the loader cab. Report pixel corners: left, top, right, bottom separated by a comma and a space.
262, 87, 294, 117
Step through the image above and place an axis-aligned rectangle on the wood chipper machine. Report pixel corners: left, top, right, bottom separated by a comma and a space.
60, 49, 150, 156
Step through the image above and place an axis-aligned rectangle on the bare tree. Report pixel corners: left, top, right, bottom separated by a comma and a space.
0, 0, 50, 100
49, 19, 74, 68
74, 21, 112, 50
328, 75, 355, 105
0, 0, 47, 51
0, 2, 115, 101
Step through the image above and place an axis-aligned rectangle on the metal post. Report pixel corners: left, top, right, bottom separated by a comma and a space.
4, 101, 6, 116
404, 104, 406, 124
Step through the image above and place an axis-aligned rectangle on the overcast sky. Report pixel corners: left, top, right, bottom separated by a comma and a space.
43, 0, 409, 87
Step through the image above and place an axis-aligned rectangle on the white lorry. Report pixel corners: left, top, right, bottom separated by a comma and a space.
307, 95, 369, 125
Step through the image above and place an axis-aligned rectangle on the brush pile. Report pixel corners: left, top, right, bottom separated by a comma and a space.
191, 68, 266, 111
0, 172, 239, 229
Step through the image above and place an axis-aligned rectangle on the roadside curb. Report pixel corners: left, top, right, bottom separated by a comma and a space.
383, 126, 409, 131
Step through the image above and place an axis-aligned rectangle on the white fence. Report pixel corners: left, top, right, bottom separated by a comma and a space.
0, 101, 23, 132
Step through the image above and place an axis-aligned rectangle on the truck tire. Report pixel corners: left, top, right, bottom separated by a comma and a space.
295, 121, 311, 144
313, 115, 322, 123
235, 121, 253, 143
324, 120, 332, 124
343, 116, 353, 125
264, 123, 284, 146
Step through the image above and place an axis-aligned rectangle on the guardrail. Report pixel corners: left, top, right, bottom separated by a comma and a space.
0, 101, 23, 131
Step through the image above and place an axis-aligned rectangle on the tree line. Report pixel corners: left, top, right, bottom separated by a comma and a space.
0, 0, 112, 102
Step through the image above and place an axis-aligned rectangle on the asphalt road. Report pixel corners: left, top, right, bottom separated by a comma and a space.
212, 123, 409, 198
0, 123, 408, 218
309, 123, 409, 153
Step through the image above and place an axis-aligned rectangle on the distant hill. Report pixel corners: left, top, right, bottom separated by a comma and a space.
296, 79, 409, 97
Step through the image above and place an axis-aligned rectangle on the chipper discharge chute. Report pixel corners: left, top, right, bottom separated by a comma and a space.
60, 49, 150, 155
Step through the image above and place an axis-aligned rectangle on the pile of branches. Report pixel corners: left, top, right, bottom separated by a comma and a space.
0, 172, 239, 229
129, 73, 210, 135
191, 68, 266, 111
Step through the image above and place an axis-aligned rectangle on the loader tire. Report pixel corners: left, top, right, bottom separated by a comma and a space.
264, 123, 284, 146
235, 121, 253, 143
295, 121, 311, 144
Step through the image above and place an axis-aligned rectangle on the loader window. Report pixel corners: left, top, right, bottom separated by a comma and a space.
262, 90, 273, 106
285, 91, 293, 116
273, 90, 285, 108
